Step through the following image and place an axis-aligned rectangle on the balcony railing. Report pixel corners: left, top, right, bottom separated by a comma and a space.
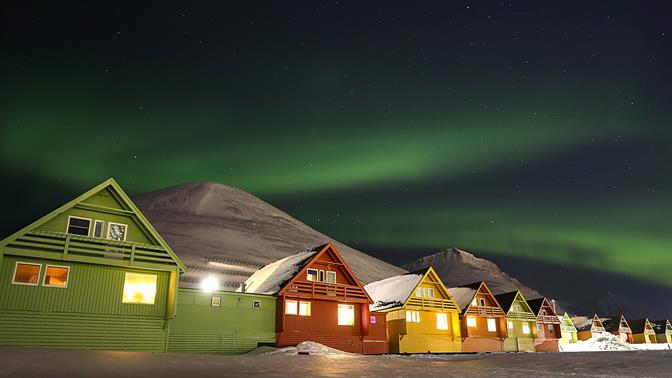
465, 305, 505, 317
537, 315, 561, 324
284, 280, 369, 302
406, 297, 459, 311
3, 230, 177, 270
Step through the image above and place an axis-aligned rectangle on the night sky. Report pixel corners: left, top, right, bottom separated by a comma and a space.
2, 2, 671, 292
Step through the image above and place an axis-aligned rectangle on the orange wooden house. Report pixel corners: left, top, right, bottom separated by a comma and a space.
573, 314, 607, 340
447, 281, 507, 352
241, 243, 387, 354
527, 297, 561, 352
603, 315, 634, 344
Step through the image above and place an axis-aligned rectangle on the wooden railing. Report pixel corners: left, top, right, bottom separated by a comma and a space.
507, 311, 537, 321
406, 297, 459, 311
284, 280, 369, 302
537, 315, 561, 324
465, 305, 505, 317
3, 230, 177, 270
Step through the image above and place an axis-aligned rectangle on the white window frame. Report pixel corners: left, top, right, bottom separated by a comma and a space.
427, 287, 435, 298
42, 265, 71, 288
523, 323, 531, 335
477, 298, 486, 306
326, 271, 336, 284
306, 269, 318, 281
466, 316, 477, 328
337, 304, 355, 326
107, 222, 128, 242
11, 262, 42, 286
416, 288, 423, 297
507, 321, 514, 329
285, 300, 298, 315
93, 220, 105, 238
436, 313, 448, 330
318, 270, 325, 282
298, 301, 311, 316
252, 300, 261, 309
122, 272, 158, 305
67, 215, 92, 236
487, 318, 498, 332
406, 311, 420, 323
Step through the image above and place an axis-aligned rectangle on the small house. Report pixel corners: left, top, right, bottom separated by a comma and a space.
527, 297, 561, 352
557, 312, 578, 345
447, 281, 507, 352
494, 290, 538, 352
651, 319, 672, 344
240, 243, 387, 354
603, 315, 633, 344
573, 314, 607, 340
364, 267, 461, 353
628, 318, 656, 344
167, 289, 277, 354
0, 178, 186, 352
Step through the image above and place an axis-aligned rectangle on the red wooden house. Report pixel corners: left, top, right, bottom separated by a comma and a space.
241, 243, 387, 354
527, 297, 561, 352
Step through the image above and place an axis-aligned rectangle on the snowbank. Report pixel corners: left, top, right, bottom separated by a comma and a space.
561, 332, 637, 352
257, 341, 352, 356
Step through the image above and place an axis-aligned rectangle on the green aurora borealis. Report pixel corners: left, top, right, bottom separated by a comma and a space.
1, 2, 670, 288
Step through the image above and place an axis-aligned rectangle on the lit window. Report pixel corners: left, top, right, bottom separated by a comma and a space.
471, 298, 477, 306
487, 318, 497, 332
507, 321, 514, 329
416, 288, 423, 297
326, 271, 336, 284
338, 304, 354, 326
299, 301, 311, 316
43, 265, 70, 288
437, 313, 448, 330
107, 222, 127, 241
12, 263, 41, 285
523, 324, 531, 334
306, 269, 318, 281
467, 316, 477, 328
406, 311, 420, 323
67, 216, 91, 236
93, 220, 105, 238
122, 272, 157, 304
285, 300, 298, 315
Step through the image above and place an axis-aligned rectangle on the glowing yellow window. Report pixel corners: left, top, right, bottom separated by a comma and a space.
523, 323, 531, 334
467, 316, 477, 328
487, 318, 497, 332
436, 313, 448, 330
12, 263, 41, 285
122, 272, 157, 304
299, 301, 311, 316
285, 300, 298, 315
338, 304, 355, 326
43, 265, 70, 288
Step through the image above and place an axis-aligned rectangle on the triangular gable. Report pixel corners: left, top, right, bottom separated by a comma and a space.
561, 313, 578, 332
0, 178, 186, 273
277, 243, 372, 303
496, 291, 535, 317
460, 281, 506, 317
402, 267, 460, 313
591, 314, 606, 332
529, 297, 557, 318
618, 314, 632, 333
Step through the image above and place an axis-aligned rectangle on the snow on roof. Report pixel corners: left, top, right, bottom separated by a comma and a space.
447, 287, 477, 312
241, 249, 318, 294
365, 273, 423, 312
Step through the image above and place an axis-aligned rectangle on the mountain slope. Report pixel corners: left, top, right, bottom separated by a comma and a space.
133, 182, 405, 290
403, 247, 541, 299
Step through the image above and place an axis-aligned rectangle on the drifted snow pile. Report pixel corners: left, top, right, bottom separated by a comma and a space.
258, 341, 352, 356
560, 332, 637, 352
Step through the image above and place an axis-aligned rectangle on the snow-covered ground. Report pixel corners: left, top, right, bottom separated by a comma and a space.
256, 341, 352, 356
560, 332, 672, 352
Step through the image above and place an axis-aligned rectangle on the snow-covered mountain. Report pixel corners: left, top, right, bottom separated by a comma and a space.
133, 182, 405, 290
402, 247, 542, 298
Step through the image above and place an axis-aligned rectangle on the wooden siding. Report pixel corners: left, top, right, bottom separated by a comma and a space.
167, 289, 276, 354
461, 336, 504, 352
0, 310, 167, 351
0, 255, 169, 317
385, 309, 462, 353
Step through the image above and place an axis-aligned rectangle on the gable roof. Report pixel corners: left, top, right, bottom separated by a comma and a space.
603, 315, 631, 333
365, 266, 458, 312
559, 313, 578, 332
527, 297, 557, 317
0, 178, 186, 273
627, 319, 651, 334
447, 281, 501, 313
494, 291, 519, 313
240, 246, 321, 295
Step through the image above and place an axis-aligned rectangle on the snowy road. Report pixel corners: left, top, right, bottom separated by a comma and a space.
1, 347, 671, 377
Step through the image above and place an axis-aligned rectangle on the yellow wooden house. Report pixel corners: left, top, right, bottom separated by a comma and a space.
364, 267, 461, 353
629, 318, 657, 344
651, 319, 672, 344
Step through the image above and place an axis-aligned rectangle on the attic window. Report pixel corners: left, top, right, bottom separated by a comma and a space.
477, 298, 486, 306
107, 222, 127, 242
67, 216, 91, 236
93, 220, 105, 238
306, 269, 318, 282
326, 271, 336, 284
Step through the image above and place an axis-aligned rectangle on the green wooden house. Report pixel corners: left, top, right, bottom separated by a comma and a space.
0, 178, 186, 352
494, 290, 538, 352
558, 312, 578, 345
167, 288, 276, 354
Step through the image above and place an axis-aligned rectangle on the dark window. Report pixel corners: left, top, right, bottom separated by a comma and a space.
253, 300, 261, 309
93, 220, 105, 238
67, 217, 91, 236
